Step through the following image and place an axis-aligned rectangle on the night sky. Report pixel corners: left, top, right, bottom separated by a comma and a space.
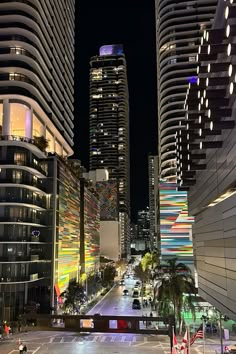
74, 0, 157, 222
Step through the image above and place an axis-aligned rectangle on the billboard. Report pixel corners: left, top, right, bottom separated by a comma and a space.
159, 182, 194, 258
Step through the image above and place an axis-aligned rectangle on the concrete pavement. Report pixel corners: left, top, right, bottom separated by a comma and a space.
87, 277, 153, 316
0, 330, 233, 354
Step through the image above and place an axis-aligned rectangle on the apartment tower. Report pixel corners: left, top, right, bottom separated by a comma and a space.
155, 0, 217, 180
89, 45, 130, 258
0, 0, 75, 320
148, 154, 159, 249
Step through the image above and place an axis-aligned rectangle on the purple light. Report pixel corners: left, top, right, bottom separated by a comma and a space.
189, 76, 198, 84
99, 44, 124, 56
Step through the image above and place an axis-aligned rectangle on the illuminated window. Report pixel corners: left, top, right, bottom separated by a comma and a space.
46, 129, 54, 152
33, 114, 43, 137
10, 103, 28, 137
91, 69, 102, 81
14, 152, 26, 165
12, 170, 22, 183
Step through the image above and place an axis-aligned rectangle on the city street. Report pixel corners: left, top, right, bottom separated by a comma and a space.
0, 330, 231, 354
88, 277, 152, 316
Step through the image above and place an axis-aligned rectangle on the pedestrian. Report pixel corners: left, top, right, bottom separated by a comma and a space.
4, 324, 9, 338
150, 312, 153, 317
19, 343, 24, 354
0, 325, 2, 340
23, 343, 27, 353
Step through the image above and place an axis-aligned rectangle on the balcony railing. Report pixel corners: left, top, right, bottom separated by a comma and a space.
0, 178, 47, 192
0, 273, 48, 283
0, 159, 47, 176
0, 217, 45, 225
0, 197, 46, 208
0, 255, 50, 262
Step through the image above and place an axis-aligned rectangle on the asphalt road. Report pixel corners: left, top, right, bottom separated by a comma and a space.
87, 277, 152, 316
0, 330, 228, 354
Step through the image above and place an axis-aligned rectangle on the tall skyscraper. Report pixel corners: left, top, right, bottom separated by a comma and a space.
176, 0, 236, 319
89, 45, 130, 258
137, 207, 151, 249
148, 154, 159, 249
155, 0, 217, 180
0, 0, 75, 320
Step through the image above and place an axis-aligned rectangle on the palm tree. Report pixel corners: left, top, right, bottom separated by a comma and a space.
141, 250, 159, 273
140, 250, 160, 306
156, 258, 196, 326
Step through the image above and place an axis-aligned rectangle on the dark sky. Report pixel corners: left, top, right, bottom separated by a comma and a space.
74, 0, 157, 222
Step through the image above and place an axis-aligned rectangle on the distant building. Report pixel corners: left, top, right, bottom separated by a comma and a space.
89, 45, 130, 258
130, 223, 138, 241
137, 208, 151, 250
83, 168, 120, 261
148, 155, 159, 249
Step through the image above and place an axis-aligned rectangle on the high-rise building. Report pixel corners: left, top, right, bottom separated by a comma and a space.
155, 0, 217, 180
148, 154, 159, 249
176, 0, 236, 319
137, 207, 151, 249
89, 45, 130, 258
0, 0, 75, 320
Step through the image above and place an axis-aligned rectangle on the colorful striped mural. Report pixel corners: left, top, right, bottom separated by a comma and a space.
84, 186, 100, 273
57, 163, 80, 294
159, 182, 194, 259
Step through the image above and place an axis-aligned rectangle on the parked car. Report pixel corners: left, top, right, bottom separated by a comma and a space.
135, 281, 141, 287
123, 289, 129, 296
132, 299, 141, 309
119, 280, 125, 286
132, 290, 139, 298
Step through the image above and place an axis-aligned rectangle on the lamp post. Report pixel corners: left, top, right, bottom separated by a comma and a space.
218, 313, 224, 354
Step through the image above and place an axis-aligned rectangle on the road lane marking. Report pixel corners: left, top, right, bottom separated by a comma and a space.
32, 348, 40, 354
87, 284, 116, 314
133, 342, 148, 347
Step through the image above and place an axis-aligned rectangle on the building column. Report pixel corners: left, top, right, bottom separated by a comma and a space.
2, 99, 10, 136
25, 108, 33, 139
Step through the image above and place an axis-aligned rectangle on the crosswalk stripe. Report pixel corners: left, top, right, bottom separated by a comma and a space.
92, 336, 98, 342
121, 336, 126, 342
111, 336, 116, 342
60, 337, 64, 343
132, 336, 136, 342
101, 336, 106, 342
